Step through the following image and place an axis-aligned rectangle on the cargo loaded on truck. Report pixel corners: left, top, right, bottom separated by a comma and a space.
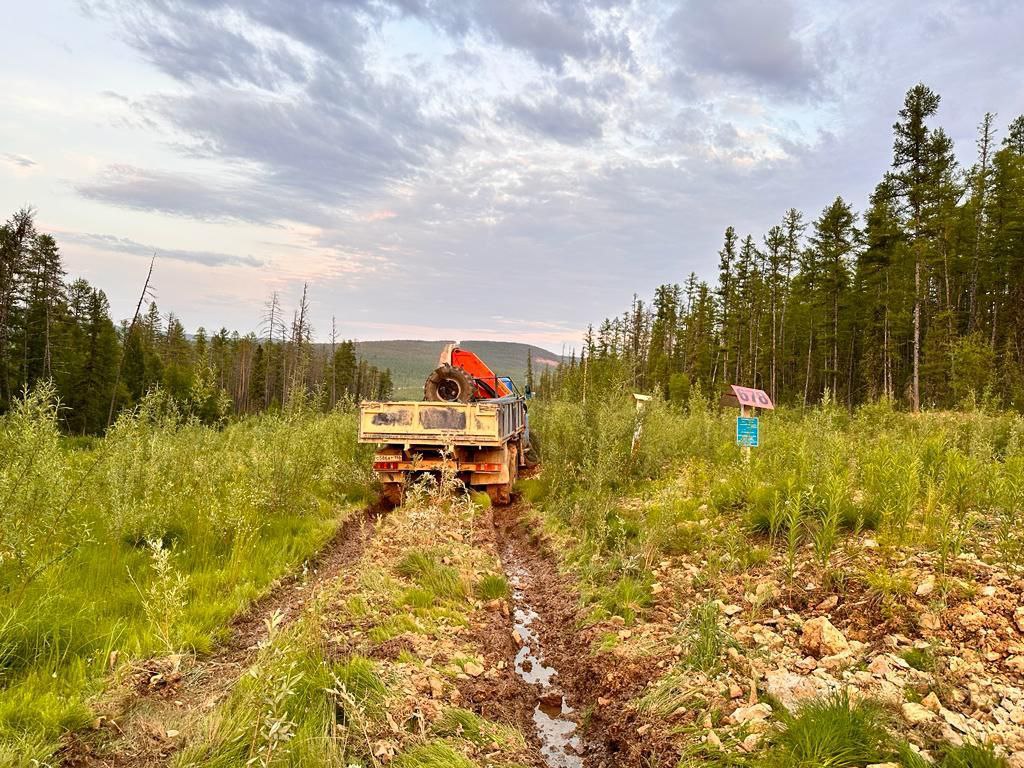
358, 344, 535, 506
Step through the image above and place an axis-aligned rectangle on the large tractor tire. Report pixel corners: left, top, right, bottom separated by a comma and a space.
424, 364, 475, 403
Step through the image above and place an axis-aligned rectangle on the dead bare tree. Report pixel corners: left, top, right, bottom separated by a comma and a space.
107, 254, 156, 427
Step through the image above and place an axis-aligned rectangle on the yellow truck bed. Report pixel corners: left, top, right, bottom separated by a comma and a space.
358, 399, 525, 447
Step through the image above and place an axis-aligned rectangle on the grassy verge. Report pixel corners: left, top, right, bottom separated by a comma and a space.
531, 394, 1024, 622
0, 389, 373, 763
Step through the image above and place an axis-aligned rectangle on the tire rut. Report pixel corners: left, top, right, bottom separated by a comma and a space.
492, 501, 653, 768
61, 506, 383, 768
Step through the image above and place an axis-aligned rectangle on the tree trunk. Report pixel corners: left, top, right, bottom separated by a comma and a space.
770, 286, 777, 402
913, 256, 921, 412
803, 328, 813, 407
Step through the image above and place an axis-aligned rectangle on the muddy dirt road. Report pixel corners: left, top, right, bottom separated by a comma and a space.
62, 497, 666, 768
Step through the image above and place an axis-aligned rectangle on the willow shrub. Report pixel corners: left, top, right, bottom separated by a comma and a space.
0, 388, 373, 764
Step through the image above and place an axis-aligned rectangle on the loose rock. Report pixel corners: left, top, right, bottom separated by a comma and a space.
801, 616, 849, 657
902, 702, 936, 724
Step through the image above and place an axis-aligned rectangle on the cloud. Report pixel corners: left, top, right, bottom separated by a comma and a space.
397, 0, 633, 71
76, 164, 333, 225
664, 0, 826, 98
470, 1, 629, 72
502, 95, 604, 145
3, 153, 37, 168
47, 0, 1024, 349
159, 66, 459, 202
126, 7, 308, 88
85, 0, 364, 85
82, 0, 463, 216
60, 231, 265, 267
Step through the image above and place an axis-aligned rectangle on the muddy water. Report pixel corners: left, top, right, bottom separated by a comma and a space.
506, 563, 584, 768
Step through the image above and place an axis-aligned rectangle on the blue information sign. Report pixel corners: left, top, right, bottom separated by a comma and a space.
736, 416, 759, 448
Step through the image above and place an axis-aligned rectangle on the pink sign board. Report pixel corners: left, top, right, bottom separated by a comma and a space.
729, 385, 774, 410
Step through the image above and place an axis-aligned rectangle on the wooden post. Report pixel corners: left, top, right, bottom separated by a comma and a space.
741, 403, 751, 464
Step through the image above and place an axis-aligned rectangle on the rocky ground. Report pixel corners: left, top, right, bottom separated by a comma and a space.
532, 511, 1024, 766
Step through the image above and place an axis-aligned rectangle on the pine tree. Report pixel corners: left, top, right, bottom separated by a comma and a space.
892, 83, 942, 411
0, 208, 36, 407
807, 197, 859, 400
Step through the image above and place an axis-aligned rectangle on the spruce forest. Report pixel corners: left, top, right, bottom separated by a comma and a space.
541, 86, 1024, 411
0, 213, 393, 432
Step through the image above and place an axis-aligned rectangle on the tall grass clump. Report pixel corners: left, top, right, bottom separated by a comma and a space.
680, 600, 732, 674
0, 387, 373, 763
175, 614, 346, 768
762, 692, 894, 767
397, 550, 469, 602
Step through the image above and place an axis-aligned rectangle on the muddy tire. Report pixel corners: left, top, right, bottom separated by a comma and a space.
381, 482, 405, 509
509, 444, 519, 486
423, 364, 475, 402
523, 432, 541, 467
486, 445, 517, 506
486, 483, 511, 506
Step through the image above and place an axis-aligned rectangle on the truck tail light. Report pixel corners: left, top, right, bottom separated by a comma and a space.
373, 461, 400, 470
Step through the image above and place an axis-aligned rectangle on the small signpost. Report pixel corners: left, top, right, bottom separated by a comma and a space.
722, 385, 774, 460
631, 393, 652, 458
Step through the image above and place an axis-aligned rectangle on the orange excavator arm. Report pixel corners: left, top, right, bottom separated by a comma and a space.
424, 343, 513, 402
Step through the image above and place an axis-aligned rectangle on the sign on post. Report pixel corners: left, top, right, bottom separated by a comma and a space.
736, 416, 759, 447
722, 385, 773, 454
726, 385, 775, 411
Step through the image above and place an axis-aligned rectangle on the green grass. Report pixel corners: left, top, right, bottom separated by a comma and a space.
0, 388, 374, 763
397, 550, 469, 601
475, 573, 510, 601
900, 646, 937, 672
936, 743, 1009, 768
682, 600, 732, 675
897, 740, 1010, 768
762, 692, 894, 767
600, 575, 653, 625
392, 742, 476, 768
530, 394, 1024, 630
333, 654, 389, 720
175, 616, 341, 768
434, 707, 525, 750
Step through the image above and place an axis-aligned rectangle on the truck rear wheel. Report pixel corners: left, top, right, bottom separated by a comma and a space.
381, 482, 405, 509
523, 432, 541, 467
486, 484, 510, 506
486, 445, 517, 506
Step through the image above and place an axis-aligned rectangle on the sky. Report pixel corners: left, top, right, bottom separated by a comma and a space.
1, 0, 1022, 353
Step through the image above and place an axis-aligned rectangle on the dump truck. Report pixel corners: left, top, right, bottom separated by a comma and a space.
358, 344, 534, 507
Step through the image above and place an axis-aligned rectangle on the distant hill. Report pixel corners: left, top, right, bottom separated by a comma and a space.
352, 340, 562, 398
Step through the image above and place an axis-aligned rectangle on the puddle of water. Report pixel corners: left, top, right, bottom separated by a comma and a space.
507, 564, 584, 768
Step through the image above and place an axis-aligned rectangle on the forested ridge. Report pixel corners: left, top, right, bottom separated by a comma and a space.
0, 213, 392, 433
542, 85, 1024, 411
